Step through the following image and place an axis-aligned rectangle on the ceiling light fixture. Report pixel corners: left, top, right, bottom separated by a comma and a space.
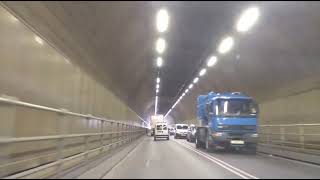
207, 56, 218, 67
156, 38, 166, 54
236, 7, 260, 32
199, 68, 207, 76
189, 84, 194, 89
157, 57, 163, 67
218, 36, 234, 54
156, 9, 169, 33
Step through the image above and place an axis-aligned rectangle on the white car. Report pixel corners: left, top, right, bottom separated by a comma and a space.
154, 122, 169, 141
174, 124, 189, 139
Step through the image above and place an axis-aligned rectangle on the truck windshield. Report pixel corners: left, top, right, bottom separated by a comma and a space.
177, 125, 188, 129
216, 99, 258, 117
157, 124, 167, 130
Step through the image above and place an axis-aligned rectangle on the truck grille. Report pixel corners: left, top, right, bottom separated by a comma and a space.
219, 125, 256, 131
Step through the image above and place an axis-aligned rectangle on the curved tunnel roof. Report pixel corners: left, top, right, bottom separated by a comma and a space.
3, 1, 320, 121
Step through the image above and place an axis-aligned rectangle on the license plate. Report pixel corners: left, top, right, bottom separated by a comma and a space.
231, 140, 244, 145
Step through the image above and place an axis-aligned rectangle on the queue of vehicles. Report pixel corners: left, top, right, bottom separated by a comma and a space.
151, 92, 259, 153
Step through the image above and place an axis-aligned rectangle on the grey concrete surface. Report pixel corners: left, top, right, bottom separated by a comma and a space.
103, 137, 239, 179
103, 137, 320, 179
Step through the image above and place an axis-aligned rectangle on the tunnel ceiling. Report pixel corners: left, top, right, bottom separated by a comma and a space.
3, 1, 320, 120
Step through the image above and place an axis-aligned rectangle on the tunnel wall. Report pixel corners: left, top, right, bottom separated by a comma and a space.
0, 5, 145, 177
0, 5, 141, 138
259, 89, 320, 150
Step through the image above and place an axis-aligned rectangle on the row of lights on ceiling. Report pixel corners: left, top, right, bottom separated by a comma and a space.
164, 6, 260, 118
154, 8, 169, 115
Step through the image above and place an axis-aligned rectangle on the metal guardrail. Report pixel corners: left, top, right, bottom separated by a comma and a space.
0, 97, 147, 127
0, 96, 147, 178
259, 123, 320, 151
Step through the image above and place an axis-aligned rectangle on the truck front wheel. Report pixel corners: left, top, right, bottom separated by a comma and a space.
246, 144, 257, 154
195, 139, 201, 149
206, 137, 216, 153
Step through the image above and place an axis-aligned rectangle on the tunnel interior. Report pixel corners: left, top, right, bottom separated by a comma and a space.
0, 1, 320, 179
2, 1, 319, 123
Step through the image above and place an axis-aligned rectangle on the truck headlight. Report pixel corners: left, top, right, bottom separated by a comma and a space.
212, 132, 223, 137
251, 133, 259, 138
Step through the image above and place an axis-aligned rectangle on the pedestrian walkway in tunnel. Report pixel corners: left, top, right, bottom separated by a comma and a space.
102, 136, 320, 179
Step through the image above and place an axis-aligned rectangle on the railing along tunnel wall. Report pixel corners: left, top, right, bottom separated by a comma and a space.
257, 89, 320, 163
0, 98, 146, 178
0, 5, 146, 178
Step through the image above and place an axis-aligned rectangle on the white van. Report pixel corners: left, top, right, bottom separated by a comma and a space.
174, 124, 189, 139
154, 122, 169, 141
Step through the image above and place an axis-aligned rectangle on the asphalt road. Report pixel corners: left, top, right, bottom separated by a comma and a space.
103, 136, 320, 179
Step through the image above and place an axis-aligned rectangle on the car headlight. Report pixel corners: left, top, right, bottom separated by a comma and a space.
251, 133, 259, 138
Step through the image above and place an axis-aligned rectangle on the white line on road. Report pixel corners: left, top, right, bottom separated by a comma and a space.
173, 139, 259, 179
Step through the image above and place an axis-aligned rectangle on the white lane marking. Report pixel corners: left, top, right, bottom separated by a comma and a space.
174, 140, 248, 179
178, 140, 259, 179
174, 139, 259, 179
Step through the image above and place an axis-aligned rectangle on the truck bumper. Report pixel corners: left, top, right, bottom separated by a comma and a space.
175, 133, 187, 138
155, 135, 169, 138
210, 132, 258, 148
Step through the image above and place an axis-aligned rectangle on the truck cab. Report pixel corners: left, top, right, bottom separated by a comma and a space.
195, 92, 259, 152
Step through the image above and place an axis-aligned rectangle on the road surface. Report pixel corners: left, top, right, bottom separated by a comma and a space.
103, 137, 320, 179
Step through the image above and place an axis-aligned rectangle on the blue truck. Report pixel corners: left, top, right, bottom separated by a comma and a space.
195, 92, 259, 152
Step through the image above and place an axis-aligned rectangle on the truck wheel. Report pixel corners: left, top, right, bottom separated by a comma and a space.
167, 136, 169, 140
247, 145, 257, 154
195, 139, 201, 149
206, 138, 215, 153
